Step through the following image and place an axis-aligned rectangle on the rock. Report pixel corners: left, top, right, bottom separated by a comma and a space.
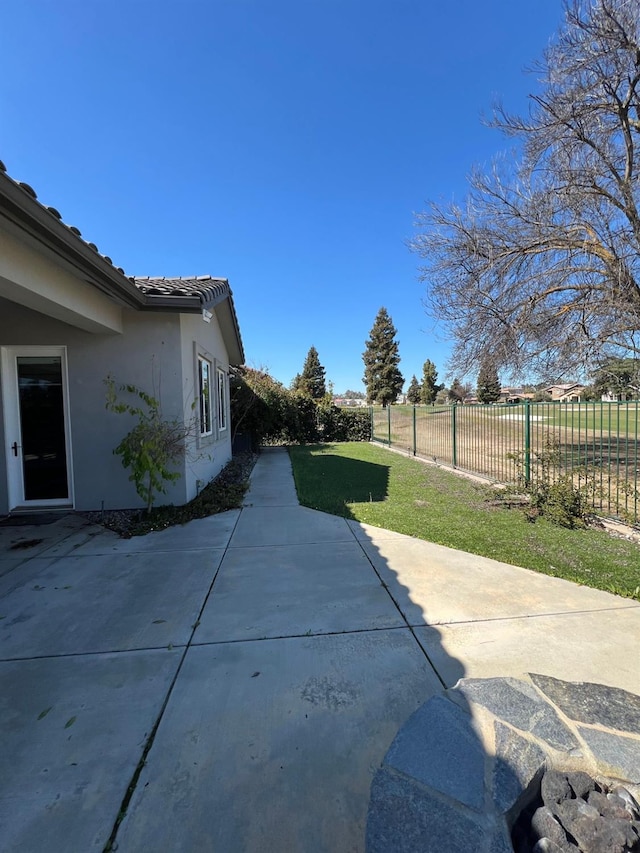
566, 771, 598, 799
568, 814, 630, 853
587, 789, 631, 821
382, 694, 485, 810
555, 797, 601, 828
366, 766, 486, 853
532, 839, 564, 853
531, 806, 570, 848
610, 785, 640, 820
542, 771, 572, 807
531, 839, 580, 853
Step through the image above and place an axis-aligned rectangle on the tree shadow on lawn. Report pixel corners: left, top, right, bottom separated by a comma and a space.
294, 451, 391, 516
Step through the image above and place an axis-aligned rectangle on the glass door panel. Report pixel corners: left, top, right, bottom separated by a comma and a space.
17, 356, 69, 500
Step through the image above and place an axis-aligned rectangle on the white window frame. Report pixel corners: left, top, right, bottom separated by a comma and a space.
198, 355, 213, 438
217, 367, 228, 434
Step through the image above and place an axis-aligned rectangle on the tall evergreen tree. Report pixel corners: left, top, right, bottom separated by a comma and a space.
297, 346, 326, 399
420, 359, 441, 404
476, 359, 501, 403
406, 375, 421, 404
362, 307, 404, 406
449, 377, 465, 403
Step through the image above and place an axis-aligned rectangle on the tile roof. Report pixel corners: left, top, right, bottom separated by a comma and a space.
545, 383, 585, 390
133, 277, 244, 363
0, 160, 245, 362
133, 275, 231, 305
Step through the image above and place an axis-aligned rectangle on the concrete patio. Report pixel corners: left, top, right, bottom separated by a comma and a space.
0, 447, 638, 852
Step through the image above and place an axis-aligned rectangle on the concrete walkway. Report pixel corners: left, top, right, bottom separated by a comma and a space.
0, 447, 638, 852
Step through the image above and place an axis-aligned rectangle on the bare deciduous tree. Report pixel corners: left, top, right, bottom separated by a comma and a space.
411, 0, 640, 377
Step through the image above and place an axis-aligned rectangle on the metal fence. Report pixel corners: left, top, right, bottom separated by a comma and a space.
371, 401, 640, 526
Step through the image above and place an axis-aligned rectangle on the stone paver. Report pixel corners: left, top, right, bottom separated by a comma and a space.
367, 675, 640, 852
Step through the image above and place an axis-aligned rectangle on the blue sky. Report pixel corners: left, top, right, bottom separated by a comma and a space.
1, 0, 565, 393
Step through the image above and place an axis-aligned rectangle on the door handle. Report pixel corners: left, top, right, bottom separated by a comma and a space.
11, 441, 20, 457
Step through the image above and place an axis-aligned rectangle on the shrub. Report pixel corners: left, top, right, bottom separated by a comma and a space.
230, 367, 371, 445
317, 404, 372, 441
105, 378, 187, 512
508, 433, 594, 528
530, 475, 590, 528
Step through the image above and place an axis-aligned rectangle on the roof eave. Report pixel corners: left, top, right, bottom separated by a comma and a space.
0, 170, 146, 310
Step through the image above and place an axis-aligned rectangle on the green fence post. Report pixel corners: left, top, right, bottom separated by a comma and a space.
524, 399, 531, 485
412, 406, 417, 456
369, 406, 373, 441
451, 404, 457, 468
387, 404, 391, 446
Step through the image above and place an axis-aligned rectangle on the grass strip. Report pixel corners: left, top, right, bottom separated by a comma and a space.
289, 442, 640, 600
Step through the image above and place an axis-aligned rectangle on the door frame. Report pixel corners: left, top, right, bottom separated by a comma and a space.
1, 345, 75, 511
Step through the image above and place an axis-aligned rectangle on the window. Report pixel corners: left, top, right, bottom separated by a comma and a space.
198, 356, 213, 437
217, 367, 227, 432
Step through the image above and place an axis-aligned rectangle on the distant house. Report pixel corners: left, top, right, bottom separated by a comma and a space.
0, 165, 244, 515
601, 391, 626, 402
334, 397, 367, 408
498, 387, 534, 404
545, 383, 586, 402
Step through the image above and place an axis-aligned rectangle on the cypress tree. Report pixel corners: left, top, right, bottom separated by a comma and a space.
362, 307, 404, 406
449, 377, 465, 402
298, 346, 326, 399
476, 360, 501, 403
420, 359, 441, 404
406, 375, 421, 404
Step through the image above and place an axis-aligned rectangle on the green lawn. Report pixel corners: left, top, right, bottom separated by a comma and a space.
288, 442, 640, 600
384, 402, 640, 436
536, 402, 640, 436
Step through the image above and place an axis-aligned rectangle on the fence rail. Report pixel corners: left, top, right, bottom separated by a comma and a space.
371, 401, 640, 526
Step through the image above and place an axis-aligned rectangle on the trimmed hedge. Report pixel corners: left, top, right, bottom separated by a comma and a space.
317, 403, 371, 442
230, 367, 371, 446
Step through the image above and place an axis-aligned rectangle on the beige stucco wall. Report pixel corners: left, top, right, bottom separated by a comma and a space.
178, 312, 232, 502
0, 298, 233, 513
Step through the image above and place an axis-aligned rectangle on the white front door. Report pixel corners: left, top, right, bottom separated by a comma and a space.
2, 346, 74, 510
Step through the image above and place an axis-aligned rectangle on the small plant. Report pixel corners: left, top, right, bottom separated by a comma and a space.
105, 377, 188, 513
531, 475, 590, 529
507, 433, 594, 528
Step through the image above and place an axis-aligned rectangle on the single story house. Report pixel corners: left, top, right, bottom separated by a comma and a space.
497, 387, 534, 404
545, 383, 586, 402
0, 163, 244, 514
